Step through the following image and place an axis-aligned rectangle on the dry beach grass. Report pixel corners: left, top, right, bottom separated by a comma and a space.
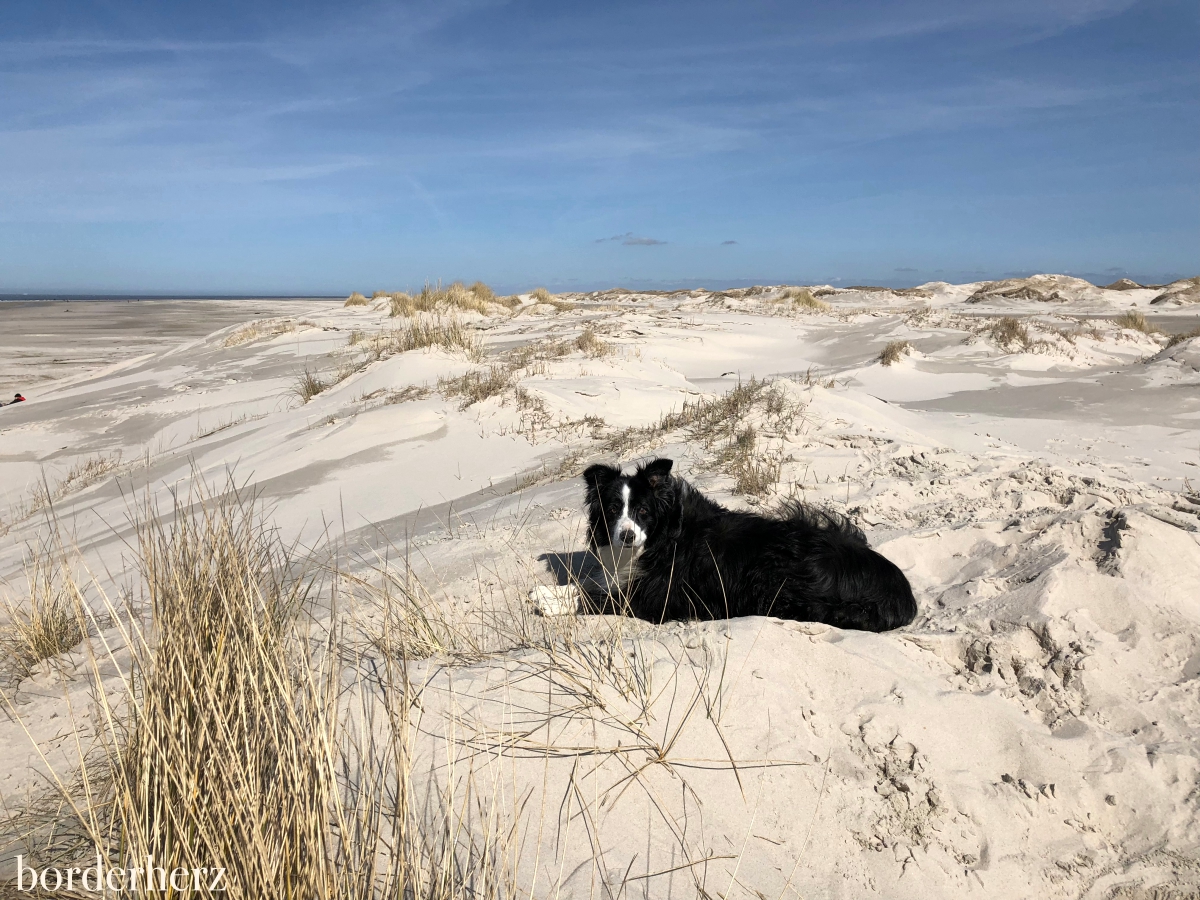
878, 340, 912, 366
0, 549, 87, 681
3, 484, 506, 898
381, 282, 517, 319
2, 280, 1200, 898
0, 454, 123, 538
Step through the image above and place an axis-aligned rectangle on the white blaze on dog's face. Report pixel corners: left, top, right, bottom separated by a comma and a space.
612, 483, 648, 549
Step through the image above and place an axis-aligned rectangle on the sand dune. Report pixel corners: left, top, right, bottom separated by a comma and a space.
1150, 277, 1200, 307
1, 283, 1198, 897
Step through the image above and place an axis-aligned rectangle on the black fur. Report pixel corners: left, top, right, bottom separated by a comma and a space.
582, 458, 917, 632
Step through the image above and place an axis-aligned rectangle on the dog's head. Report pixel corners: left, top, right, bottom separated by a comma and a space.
583, 458, 676, 551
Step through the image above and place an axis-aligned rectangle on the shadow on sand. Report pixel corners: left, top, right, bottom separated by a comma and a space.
538, 549, 605, 587
538, 547, 639, 609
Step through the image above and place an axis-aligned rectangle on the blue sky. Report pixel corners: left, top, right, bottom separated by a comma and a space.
1, 1, 1196, 295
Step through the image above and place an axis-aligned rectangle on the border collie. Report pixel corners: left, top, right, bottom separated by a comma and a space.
575, 457, 917, 632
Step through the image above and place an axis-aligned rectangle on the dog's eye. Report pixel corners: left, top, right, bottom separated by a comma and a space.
637, 507, 649, 516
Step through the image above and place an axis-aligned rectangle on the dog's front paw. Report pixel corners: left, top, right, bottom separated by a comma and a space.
529, 584, 582, 617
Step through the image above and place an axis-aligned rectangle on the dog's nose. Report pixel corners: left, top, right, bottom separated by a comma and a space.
617, 529, 636, 546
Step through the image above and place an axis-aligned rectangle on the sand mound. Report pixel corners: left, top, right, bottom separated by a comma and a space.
964, 274, 1109, 305
1150, 277, 1200, 306
1145, 335, 1200, 385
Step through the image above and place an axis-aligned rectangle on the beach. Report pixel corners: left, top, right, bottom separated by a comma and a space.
2, 278, 1199, 898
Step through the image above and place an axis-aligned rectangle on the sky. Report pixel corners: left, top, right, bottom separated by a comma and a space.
0, 0, 1196, 295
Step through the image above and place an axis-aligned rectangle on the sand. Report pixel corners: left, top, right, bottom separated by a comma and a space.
1, 279, 1199, 898
0, 298, 339, 398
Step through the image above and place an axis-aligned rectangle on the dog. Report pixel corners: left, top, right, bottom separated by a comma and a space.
568, 457, 916, 632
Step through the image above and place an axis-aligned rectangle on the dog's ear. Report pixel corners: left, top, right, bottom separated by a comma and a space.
642, 458, 674, 490
583, 464, 621, 492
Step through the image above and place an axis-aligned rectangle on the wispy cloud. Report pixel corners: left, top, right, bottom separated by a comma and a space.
596, 233, 667, 246
0, 0, 1193, 290
790, 0, 1140, 47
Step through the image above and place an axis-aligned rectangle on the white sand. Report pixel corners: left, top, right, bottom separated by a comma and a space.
1, 280, 1199, 897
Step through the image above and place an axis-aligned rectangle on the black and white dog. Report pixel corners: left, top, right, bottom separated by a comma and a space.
574, 457, 916, 632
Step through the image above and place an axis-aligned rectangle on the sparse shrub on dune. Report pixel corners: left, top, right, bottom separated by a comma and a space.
438, 365, 515, 408
1070, 320, 1105, 342
40, 454, 122, 508
1166, 326, 1200, 348
878, 340, 912, 366
366, 317, 483, 361
798, 365, 838, 388
223, 319, 298, 348
54, 454, 122, 501
1025, 338, 1058, 355
1113, 310, 1160, 335
388, 292, 416, 317
365, 328, 405, 357
344, 292, 369, 307
779, 286, 830, 312
444, 281, 489, 315
352, 564, 464, 661
716, 425, 785, 497
431, 325, 614, 409
598, 377, 801, 499
384, 384, 432, 405
989, 316, 1030, 351
468, 281, 496, 304
291, 366, 330, 403
290, 359, 368, 404
679, 379, 793, 442
574, 326, 612, 357
192, 413, 257, 441
503, 337, 573, 370
1, 454, 124, 532
414, 286, 444, 313
389, 286, 437, 318
404, 316, 483, 358
388, 282, 510, 318
680, 379, 799, 497
1, 550, 86, 679
525, 287, 574, 312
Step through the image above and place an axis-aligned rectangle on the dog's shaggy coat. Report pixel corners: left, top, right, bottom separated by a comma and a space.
583, 458, 917, 632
